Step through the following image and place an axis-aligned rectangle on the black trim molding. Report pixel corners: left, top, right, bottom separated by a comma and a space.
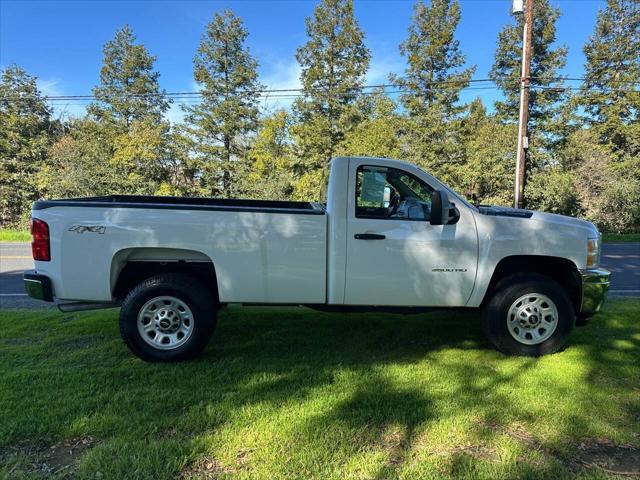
33, 195, 326, 216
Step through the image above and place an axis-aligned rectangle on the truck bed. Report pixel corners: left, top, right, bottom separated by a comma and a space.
33, 195, 326, 215
31, 195, 328, 304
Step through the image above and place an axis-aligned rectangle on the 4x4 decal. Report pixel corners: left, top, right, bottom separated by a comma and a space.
68, 225, 106, 234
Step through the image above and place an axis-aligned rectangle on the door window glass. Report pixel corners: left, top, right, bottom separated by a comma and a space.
355, 166, 434, 220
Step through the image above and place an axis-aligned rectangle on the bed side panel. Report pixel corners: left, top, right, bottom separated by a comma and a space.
36, 206, 326, 303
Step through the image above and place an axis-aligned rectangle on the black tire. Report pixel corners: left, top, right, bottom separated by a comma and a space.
119, 274, 217, 362
481, 273, 574, 356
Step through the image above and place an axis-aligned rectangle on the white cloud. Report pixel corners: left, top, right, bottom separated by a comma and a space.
38, 77, 88, 120
365, 55, 405, 86
262, 59, 302, 91
164, 54, 405, 124
257, 54, 405, 113
38, 77, 62, 97
165, 102, 187, 124
259, 59, 302, 111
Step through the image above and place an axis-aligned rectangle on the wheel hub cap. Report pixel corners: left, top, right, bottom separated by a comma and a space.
137, 296, 194, 350
507, 293, 558, 345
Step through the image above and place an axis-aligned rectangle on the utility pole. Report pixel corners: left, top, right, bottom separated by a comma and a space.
514, 0, 534, 209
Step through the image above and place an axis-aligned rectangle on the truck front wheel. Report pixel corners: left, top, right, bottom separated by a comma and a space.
119, 274, 217, 362
481, 273, 574, 356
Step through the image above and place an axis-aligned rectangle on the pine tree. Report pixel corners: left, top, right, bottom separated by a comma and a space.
393, 0, 475, 182
292, 0, 370, 198
88, 25, 169, 127
83, 25, 172, 194
112, 119, 173, 194
579, 0, 639, 165
37, 119, 119, 199
490, 0, 568, 147
394, 0, 474, 116
457, 98, 516, 205
183, 10, 263, 197
0, 65, 57, 226
339, 91, 402, 159
239, 110, 295, 199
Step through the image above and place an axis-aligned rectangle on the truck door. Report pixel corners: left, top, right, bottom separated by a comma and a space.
344, 160, 478, 307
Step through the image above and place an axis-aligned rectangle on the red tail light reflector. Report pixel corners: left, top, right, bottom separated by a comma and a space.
30, 218, 50, 261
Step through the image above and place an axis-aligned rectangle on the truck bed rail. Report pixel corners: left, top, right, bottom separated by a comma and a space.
33, 195, 326, 215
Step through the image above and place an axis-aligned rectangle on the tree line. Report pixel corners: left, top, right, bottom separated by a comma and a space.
1, 0, 638, 232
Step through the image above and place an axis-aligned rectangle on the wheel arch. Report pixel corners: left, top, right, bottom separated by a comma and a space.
110, 247, 219, 303
482, 255, 582, 312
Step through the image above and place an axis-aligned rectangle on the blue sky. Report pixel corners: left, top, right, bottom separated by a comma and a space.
0, 0, 606, 122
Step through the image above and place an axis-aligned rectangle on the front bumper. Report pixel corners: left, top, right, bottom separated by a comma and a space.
23, 271, 54, 302
580, 268, 611, 317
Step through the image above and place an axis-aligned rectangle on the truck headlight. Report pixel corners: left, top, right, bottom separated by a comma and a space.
587, 237, 601, 268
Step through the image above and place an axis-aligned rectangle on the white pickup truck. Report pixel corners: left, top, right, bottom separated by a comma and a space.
24, 156, 610, 361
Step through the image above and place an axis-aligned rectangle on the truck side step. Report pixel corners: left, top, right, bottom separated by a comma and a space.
57, 301, 121, 313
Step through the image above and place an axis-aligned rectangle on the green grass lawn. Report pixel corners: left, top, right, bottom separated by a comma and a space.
0, 229, 30, 242
1, 301, 639, 479
601, 233, 640, 243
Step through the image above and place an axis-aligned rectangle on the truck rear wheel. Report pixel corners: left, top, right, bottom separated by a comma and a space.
119, 274, 217, 362
481, 273, 574, 356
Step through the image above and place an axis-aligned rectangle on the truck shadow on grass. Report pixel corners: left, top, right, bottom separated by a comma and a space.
1, 301, 639, 479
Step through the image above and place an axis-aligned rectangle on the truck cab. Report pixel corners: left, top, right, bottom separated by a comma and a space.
326, 157, 478, 307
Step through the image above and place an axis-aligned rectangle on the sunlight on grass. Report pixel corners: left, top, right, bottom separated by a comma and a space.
0, 229, 30, 242
0, 301, 638, 479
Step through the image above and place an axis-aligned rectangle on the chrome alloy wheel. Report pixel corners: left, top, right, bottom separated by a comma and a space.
137, 296, 194, 350
507, 293, 558, 345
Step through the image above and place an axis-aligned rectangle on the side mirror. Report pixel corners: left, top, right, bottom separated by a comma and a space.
430, 190, 459, 225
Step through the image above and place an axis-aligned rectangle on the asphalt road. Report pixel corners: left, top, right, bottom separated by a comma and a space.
1, 242, 638, 309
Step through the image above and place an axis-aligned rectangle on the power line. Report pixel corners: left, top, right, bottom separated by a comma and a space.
2, 79, 501, 101
1, 75, 637, 103
536, 76, 639, 84
36, 86, 639, 106
39, 85, 639, 109
37, 89, 504, 106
